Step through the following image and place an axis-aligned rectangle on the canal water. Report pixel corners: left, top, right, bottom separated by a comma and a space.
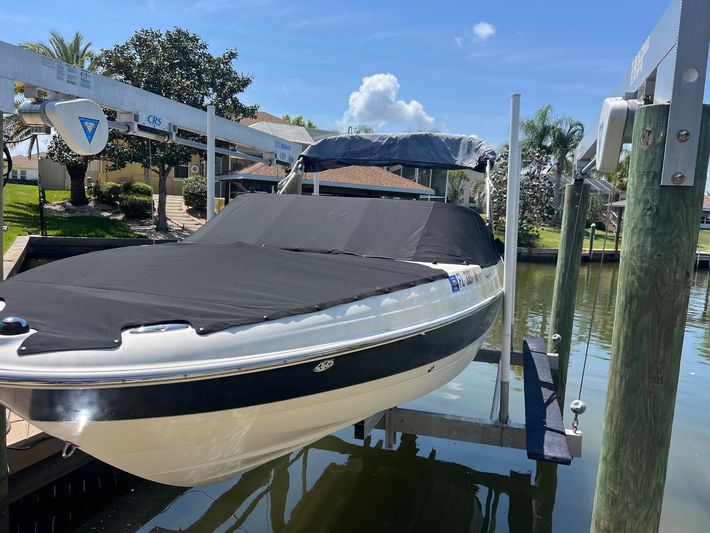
68, 262, 710, 532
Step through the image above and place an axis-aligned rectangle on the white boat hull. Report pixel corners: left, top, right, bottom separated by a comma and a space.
37, 339, 485, 486
0, 261, 503, 486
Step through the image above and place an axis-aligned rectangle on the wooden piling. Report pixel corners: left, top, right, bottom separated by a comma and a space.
547, 181, 590, 407
591, 104, 710, 532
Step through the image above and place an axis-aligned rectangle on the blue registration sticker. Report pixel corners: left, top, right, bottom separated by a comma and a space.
449, 275, 460, 293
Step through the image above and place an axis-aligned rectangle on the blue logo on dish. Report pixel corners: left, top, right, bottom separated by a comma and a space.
449, 275, 460, 293
78, 116, 100, 143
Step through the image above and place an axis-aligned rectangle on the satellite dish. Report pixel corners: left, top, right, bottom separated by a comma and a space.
43, 99, 109, 156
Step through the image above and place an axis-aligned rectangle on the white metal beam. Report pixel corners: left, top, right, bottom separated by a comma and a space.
0, 41, 302, 165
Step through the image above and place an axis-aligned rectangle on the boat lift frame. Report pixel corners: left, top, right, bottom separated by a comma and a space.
0, 39, 584, 464
575, 0, 709, 186
0, 41, 302, 221
354, 93, 583, 464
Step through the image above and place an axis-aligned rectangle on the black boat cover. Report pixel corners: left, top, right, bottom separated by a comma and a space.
0, 195, 500, 355
0, 242, 448, 355
189, 194, 500, 267
299, 133, 496, 173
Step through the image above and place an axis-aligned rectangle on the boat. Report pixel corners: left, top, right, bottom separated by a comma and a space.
0, 132, 502, 487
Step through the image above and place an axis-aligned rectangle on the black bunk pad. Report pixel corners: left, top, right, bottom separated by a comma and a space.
522, 337, 572, 465
0, 242, 447, 355
189, 194, 501, 267
300, 132, 496, 173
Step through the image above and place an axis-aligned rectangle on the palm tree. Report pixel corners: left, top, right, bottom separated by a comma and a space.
550, 117, 584, 210
20, 31, 97, 70
521, 105, 557, 155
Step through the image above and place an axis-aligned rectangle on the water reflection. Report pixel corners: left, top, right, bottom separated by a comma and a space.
80, 433, 559, 533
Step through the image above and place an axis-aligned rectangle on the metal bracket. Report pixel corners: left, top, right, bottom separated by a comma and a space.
574, 0, 710, 185
660, 0, 709, 186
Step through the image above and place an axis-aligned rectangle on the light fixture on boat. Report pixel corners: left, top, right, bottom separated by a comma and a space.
0, 317, 29, 336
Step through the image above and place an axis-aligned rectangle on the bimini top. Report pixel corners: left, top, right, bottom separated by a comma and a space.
299, 132, 496, 173
0, 195, 500, 355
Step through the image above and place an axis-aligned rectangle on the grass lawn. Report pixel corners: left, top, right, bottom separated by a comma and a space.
536, 226, 619, 250
3, 183, 142, 252
496, 226, 710, 251
698, 229, 710, 250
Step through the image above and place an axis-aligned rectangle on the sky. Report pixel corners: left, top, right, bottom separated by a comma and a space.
0, 0, 681, 151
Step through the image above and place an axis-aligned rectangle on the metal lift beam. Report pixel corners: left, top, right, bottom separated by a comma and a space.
575, 0, 709, 186
0, 41, 301, 165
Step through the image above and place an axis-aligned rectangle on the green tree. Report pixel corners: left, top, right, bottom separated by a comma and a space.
606, 149, 629, 191
550, 116, 584, 210
46, 136, 93, 205
522, 105, 584, 213
282, 115, 317, 128
521, 105, 557, 155
490, 144, 555, 247
354, 124, 374, 134
20, 30, 98, 69
446, 170, 469, 204
98, 28, 258, 231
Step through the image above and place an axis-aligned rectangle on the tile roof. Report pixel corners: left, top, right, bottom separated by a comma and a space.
239, 111, 290, 126
10, 152, 47, 170
236, 162, 434, 195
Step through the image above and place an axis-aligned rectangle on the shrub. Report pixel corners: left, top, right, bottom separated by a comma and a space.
183, 175, 207, 212
121, 181, 153, 197
121, 194, 153, 219
94, 182, 122, 207
587, 194, 607, 231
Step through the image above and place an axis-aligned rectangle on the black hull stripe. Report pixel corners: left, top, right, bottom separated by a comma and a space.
0, 298, 501, 422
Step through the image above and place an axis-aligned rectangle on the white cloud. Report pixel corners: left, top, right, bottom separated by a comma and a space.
454, 36, 464, 47
473, 21, 496, 42
340, 73, 435, 130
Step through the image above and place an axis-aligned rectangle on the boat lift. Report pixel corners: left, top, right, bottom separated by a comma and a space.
354, 93, 582, 465
0, 41, 582, 466
0, 40, 302, 224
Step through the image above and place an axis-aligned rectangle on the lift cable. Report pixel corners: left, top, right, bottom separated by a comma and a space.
572, 189, 616, 431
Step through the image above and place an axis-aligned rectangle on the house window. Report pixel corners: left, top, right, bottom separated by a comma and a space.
10, 170, 17, 180
20, 170, 26, 180
174, 164, 188, 180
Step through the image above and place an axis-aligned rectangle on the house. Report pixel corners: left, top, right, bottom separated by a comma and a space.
89, 112, 468, 203
8, 153, 44, 182
222, 162, 434, 199
702, 194, 710, 229
611, 194, 710, 231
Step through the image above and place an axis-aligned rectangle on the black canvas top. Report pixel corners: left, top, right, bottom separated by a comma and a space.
0, 242, 448, 355
189, 194, 501, 267
0, 194, 501, 355
299, 133, 496, 173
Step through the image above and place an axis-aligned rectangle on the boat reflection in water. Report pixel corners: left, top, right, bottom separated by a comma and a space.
80, 431, 558, 533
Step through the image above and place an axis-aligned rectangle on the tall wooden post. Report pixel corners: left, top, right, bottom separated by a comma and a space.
548, 181, 590, 408
591, 104, 710, 532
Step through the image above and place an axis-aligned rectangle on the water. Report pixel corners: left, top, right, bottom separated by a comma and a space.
73, 262, 710, 532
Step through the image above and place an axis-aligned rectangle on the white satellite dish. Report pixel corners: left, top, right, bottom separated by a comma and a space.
43, 99, 109, 156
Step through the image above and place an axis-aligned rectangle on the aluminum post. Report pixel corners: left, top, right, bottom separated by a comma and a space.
206, 105, 216, 220
498, 93, 522, 425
